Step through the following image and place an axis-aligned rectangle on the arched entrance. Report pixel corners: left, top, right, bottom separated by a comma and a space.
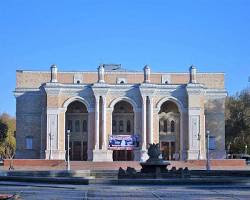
158, 101, 180, 160
111, 100, 135, 161
65, 101, 88, 161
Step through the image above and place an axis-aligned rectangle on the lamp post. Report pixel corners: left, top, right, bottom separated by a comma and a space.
67, 129, 71, 171
49, 132, 52, 160
206, 130, 210, 171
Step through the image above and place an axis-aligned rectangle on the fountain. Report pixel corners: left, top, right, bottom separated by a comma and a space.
118, 143, 190, 179
140, 143, 170, 173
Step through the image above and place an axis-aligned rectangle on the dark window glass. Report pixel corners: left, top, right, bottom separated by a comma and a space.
126, 120, 131, 132
163, 120, 168, 132
82, 120, 87, 132
171, 120, 175, 132
75, 120, 80, 132
112, 120, 117, 132
119, 120, 124, 132
67, 120, 73, 132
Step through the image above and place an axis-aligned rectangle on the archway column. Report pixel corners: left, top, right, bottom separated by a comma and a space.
101, 96, 107, 150
92, 94, 112, 161
148, 96, 154, 145
94, 95, 100, 150
141, 96, 147, 150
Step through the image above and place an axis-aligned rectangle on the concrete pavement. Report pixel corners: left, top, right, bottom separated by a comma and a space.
1, 181, 250, 199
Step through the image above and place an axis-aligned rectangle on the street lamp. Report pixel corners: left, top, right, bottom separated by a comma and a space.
49, 132, 53, 160
67, 129, 71, 171
206, 130, 210, 171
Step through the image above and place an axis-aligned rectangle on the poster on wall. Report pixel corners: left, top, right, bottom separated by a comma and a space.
209, 136, 216, 150
108, 135, 139, 150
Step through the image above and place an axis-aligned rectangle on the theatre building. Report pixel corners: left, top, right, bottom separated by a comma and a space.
14, 64, 227, 161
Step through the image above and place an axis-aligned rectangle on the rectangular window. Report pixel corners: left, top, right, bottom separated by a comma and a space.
25, 137, 33, 149
75, 120, 80, 132
82, 120, 87, 132
119, 120, 124, 132
67, 120, 73, 132
112, 120, 117, 132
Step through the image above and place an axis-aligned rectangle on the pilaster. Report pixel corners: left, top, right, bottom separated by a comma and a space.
186, 83, 206, 160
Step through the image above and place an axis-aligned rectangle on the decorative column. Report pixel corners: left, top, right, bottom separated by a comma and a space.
94, 95, 100, 150
101, 96, 107, 150
143, 65, 151, 83
98, 64, 105, 83
50, 64, 58, 83
92, 86, 112, 161
189, 65, 197, 83
148, 97, 154, 145
141, 96, 147, 150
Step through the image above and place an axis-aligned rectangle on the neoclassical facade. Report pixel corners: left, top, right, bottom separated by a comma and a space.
14, 64, 227, 161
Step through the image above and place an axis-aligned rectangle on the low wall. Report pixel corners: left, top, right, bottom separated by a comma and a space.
3, 159, 65, 168
3, 159, 246, 170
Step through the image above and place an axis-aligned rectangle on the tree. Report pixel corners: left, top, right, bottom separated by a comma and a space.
225, 89, 250, 154
0, 113, 16, 159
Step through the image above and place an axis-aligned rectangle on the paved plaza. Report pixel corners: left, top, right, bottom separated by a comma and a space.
0, 181, 250, 200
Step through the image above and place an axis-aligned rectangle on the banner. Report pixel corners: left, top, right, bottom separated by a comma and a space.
108, 135, 139, 150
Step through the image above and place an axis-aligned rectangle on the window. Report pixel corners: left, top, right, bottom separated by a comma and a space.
126, 120, 131, 132
112, 120, 117, 132
119, 120, 124, 132
25, 136, 33, 149
67, 120, 73, 132
82, 120, 87, 132
159, 121, 162, 132
75, 120, 80, 132
163, 120, 168, 132
171, 120, 175, 132
77, 80, 80, 84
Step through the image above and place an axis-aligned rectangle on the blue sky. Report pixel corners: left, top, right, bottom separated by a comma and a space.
0, 0, 250, 116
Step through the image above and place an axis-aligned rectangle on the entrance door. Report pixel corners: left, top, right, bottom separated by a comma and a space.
73, 141, 81, 161
113, 150, 134, 161
161, 141, 176, 160
82, 142, 87, 161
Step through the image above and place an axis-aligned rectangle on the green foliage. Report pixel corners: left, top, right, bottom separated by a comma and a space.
0, 113, 16, 159
226, 89, 250, 154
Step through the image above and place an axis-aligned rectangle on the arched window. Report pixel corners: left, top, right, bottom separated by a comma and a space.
171, 120, 175, 132
163, 120, 168, 132
112, 120, 117, 132
126, 120, 131, 132
82, 120, 87, 132
119, 120, 124, 132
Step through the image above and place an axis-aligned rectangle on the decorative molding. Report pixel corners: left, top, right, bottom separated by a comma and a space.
109, 96, 139, 112
156, 96, 185, 113
62, 96, 91, 112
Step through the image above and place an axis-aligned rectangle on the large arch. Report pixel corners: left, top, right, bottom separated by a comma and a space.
65, 100, 89, 161
157, 97, 184, 160
110, 99, 136, 161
